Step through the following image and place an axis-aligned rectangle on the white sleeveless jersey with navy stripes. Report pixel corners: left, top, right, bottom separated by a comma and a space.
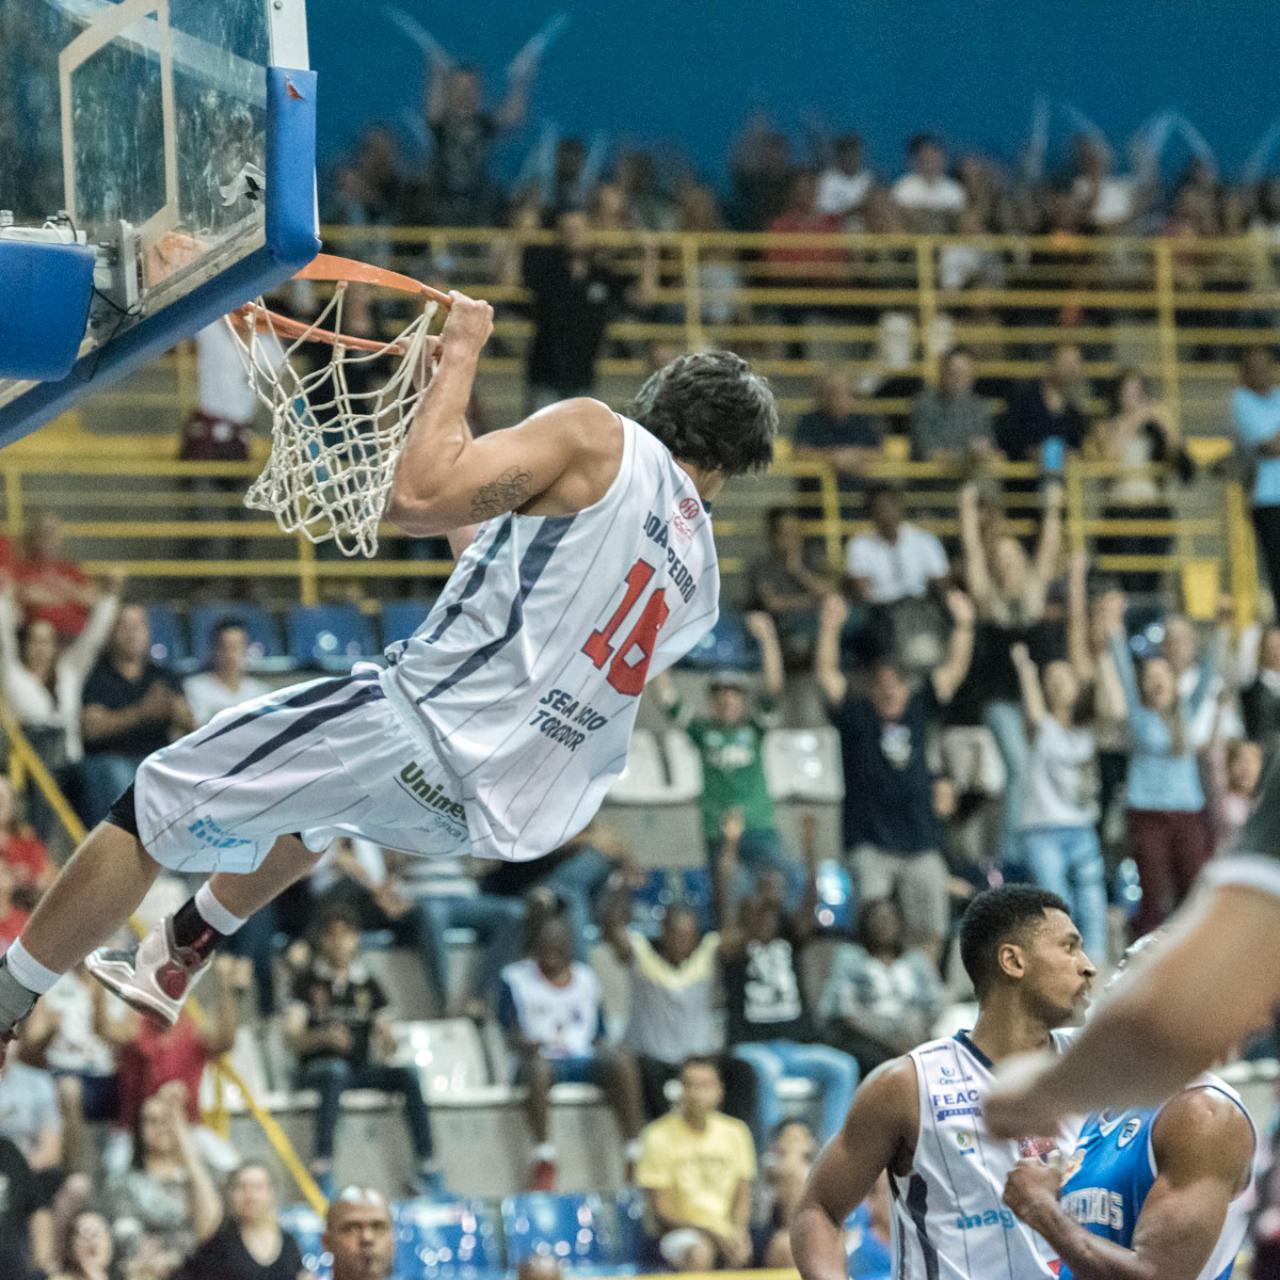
377, 416, 719, 860
891, 1031, 1079, 1280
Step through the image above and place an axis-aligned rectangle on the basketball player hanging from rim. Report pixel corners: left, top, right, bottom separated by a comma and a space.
0, 292, 778, 1051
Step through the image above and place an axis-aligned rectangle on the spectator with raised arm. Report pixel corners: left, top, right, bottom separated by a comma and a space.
106, 1082, 222, 1278
181, 619, 269, 729
961, 479, 1065, 870
600, 896, 722, 1119
817, 897, 943, 1074
1232, 347, 1280, 613
79, 606, 193, 826
499, 915, 646, 1191
15, 514, 95, 642
718, 814, 858, 1150
425, 39, 541, 227
0, 571, 122, 836
1009, 641, 1108, 962
1106, 595, 1230, 934
651, 613, 792, 893
520, 210, 658, 413
816, 590, 975, 962
178, 1160, 307, 1280
285, 907, 442, 1199
636, 1056, 756, 1273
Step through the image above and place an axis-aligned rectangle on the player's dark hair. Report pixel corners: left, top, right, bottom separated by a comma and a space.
630, 350, 777, 478
959, 885, 1071, 998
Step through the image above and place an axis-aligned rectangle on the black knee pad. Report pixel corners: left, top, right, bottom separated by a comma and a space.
107, 783, 140, 838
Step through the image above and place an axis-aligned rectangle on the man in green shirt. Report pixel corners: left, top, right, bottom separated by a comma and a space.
652, 613, 791, 890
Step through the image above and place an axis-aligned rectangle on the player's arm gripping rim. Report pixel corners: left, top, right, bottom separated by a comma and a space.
1002, 1088, 1253, 1280
386, 291, 620, 537
791, 1057, 916, 1280
985, 884, 1280, 1138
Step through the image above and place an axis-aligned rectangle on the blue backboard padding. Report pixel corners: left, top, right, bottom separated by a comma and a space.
0, 240, 96, 381
0, 66, 320, 447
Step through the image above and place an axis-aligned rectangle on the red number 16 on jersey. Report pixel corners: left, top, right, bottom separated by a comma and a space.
582, 559, 671, 696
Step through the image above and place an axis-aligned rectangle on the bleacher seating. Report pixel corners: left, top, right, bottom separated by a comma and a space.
501, 1193, 615, 1273
396, 1198, 504, 1280
190, 601, 286, 668
606, 730, 703, 806
287, 603, 378, 671
763, 728, 846, 803
146, 603, 189, 666
280, 1193, 645, 1280
390, 1019, 492, 1101
676, 611, 760, 672
383, 599, 433, 646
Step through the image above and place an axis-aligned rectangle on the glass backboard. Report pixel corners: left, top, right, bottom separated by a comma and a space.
0, 0, 316, 439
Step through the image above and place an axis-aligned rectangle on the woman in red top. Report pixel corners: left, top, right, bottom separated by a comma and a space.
0, 777, 50, 906
15, 514, 94, 641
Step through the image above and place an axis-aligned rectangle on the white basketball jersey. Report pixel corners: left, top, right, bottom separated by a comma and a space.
379, 416, 719, 860
499, 958, 603, 1059
892, 1031, 1079, 1280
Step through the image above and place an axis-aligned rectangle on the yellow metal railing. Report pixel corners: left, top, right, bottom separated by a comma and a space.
0, 706, 327, 1213
0, 446, 1250, 618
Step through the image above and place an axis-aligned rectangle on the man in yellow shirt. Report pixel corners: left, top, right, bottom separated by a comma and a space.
635, 1055, 757, 1270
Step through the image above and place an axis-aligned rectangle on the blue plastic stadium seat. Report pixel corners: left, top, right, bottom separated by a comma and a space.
287, 603, 377, 671
679, 867, 716, 932
279, 1204, 329, 1278
393, 1197, 503, 1280
382, 599, 433, 647
501, 1193, 613, 1273
610, 1188, 649, 1273
190, 602, 284, 668
676, 610, 758, 671
145, 604, 189, 667
814, 859, 853, 934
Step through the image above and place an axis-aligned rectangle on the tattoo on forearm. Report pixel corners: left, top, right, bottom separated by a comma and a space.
469, 466, 534, 520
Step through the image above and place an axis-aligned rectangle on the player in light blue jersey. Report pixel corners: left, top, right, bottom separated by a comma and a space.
999, 939, 1255, 1280
1002, 1080, 1254, 1280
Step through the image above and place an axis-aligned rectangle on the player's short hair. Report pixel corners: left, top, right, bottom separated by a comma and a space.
629, 350, 777, 478
959, 885, 1070, 997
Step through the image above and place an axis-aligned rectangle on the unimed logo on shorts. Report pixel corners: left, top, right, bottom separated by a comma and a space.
187, 816, 253, 849
397, 762, 467, 825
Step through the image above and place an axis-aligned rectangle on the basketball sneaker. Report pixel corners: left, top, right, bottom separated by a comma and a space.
85, 916, 209, 1028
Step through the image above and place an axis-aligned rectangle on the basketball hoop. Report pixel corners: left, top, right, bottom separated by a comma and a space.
227, 253, 451, 557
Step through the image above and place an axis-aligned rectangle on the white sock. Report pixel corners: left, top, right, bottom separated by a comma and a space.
5, 939, 62, 995
532, 1143, 557, 1163
194, 883, 246, 937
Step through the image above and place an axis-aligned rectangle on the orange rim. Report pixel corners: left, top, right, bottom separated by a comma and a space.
231, 252, 451, 352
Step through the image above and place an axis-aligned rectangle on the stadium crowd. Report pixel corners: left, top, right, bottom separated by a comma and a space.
3, 48, 1280, 1280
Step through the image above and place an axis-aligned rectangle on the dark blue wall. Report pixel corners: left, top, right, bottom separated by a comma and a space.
308, 0, 1280, 182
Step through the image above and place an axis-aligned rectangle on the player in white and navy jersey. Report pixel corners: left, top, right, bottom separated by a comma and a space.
1002, 1071, 1255, 1280
0, 292, 777, 1051
792, 886, 1098, 1280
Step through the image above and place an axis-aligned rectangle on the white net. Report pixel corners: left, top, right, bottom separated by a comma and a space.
228, 283, 441, 557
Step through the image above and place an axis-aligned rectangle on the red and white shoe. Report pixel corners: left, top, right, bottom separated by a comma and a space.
85, 917, 209, 1028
